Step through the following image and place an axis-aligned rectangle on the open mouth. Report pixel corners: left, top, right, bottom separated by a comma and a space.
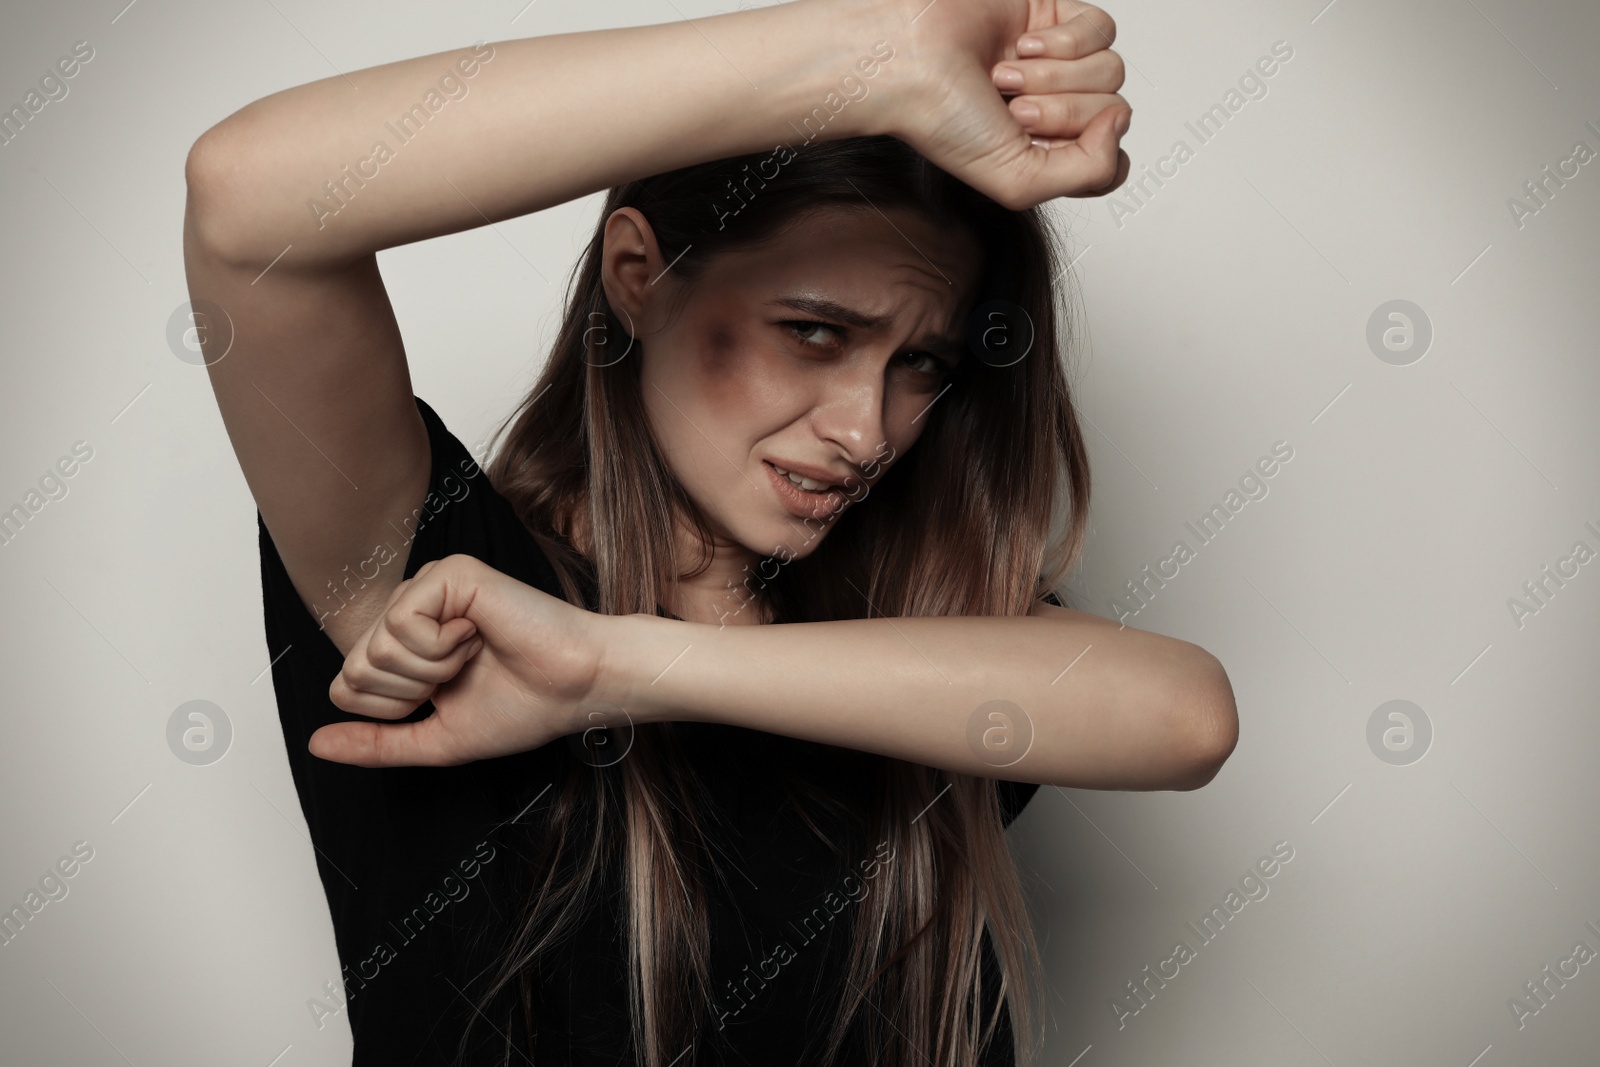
763, 460, 850, 519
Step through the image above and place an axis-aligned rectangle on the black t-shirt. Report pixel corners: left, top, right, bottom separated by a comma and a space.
259, 395, 1041, 1066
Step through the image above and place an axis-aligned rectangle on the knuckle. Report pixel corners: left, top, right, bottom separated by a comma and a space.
367, 632, 402, 670
1081, 20, 1106, 55
384, 602, 414, 638
390, 607, 428, 642
345, 660, 380, 691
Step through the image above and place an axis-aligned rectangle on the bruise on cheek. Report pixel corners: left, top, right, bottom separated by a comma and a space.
694, 320, 748, 408
702, 322, 737, 375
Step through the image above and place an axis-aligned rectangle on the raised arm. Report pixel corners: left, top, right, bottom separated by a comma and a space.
182, 0, 1129, 657
181, 0, 914, 655
186, 0, 1126, 268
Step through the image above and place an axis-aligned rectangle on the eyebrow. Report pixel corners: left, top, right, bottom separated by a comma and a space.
767, 295, 966, 362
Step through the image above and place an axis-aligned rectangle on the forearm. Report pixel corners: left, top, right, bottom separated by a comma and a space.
185, 0, 898, 267
603, 612, 1238, 790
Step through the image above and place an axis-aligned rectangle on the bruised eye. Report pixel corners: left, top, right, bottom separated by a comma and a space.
784, 319, 954, 376
900, 351, 954, 375
781, 320, 842, 348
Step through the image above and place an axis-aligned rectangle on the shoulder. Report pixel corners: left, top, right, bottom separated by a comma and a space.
259, 394, 567, 688
373, 395, 562, 595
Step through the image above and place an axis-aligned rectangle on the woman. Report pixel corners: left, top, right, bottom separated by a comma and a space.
182, 1, 1237, 1064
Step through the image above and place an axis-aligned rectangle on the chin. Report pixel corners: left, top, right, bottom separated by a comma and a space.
770, 519, 839, 559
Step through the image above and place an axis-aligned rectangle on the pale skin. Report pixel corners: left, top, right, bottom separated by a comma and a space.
184, 0, 1238, 790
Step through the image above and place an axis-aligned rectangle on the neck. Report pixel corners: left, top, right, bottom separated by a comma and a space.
667, 516, 769, 626
559, 500, 772, 625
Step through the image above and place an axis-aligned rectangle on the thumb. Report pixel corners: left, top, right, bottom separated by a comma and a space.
308, 714, 459, 768
1024, 105, 1130, 204
439, 616, 478, 650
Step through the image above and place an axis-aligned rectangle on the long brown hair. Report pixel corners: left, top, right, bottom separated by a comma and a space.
459, 134, 1092, 1067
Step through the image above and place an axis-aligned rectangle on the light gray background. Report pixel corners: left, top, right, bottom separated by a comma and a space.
2, 0, 1596, 1064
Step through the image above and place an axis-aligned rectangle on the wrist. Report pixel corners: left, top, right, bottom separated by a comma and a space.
592, 611, 697, 726
750, 0, 909, 144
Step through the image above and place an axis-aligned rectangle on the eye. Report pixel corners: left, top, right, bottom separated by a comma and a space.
781, 320, 842, 349
899, 351, 955, 376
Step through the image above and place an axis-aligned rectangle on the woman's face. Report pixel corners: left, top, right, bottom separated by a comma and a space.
601, 202, 981, 562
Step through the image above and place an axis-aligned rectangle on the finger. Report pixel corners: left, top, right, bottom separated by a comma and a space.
386, 572, 479, 660
367, 621, 480, 682
328, 669, 427, 719
1076, 147, 1132, 198
332, 654, 437, 703
1017, 6, 1117, 60
340, 660, 437, 700
1009, 92, 1127, 139
328, 623, 453, 713
993, 51, 1125, 97
308, 714, 461, 768
402, 614, 478, 659
351, 618, 439, 692
1020, 105, 1130, 204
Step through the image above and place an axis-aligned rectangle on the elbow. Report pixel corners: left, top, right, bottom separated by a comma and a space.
1171, 651, 1238, 791
183, 117, 269, 270
184, 124, 232, 258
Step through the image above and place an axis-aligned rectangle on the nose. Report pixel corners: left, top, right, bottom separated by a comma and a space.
808, 360, 891, 477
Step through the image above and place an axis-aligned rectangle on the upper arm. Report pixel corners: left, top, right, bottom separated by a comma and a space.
184, 124, 431, 657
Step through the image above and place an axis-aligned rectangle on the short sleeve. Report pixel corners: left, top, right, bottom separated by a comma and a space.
256, 396, 574, 1058
258, 394, 571, 833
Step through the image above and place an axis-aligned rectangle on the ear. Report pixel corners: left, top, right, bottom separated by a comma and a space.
599, 207, 666, 333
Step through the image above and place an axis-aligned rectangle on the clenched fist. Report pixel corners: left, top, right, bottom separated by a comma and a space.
317, 554, 612, 767
868, 0, 1132, 209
